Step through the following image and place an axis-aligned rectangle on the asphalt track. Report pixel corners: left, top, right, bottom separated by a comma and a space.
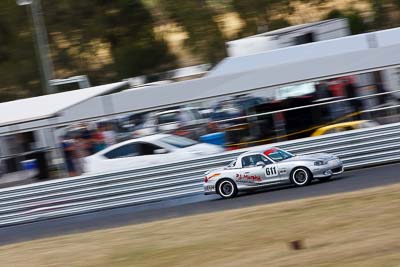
0, 163, 399, 246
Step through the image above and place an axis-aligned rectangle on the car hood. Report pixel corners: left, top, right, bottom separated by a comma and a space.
285, 153, 337, 162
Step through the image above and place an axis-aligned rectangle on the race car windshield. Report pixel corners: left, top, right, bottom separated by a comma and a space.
160, 135, 198, 148
265, 149, 293, 162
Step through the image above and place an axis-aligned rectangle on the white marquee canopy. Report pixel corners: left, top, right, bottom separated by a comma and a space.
0, 82, 127, 129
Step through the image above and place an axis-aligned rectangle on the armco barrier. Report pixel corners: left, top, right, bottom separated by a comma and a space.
0, 122, 399, 227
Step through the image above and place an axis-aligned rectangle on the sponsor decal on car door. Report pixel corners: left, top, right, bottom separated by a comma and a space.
236, 167, 264, 184
236, 164, 280, 184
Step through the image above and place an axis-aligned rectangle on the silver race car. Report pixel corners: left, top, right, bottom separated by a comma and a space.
204, 147, 343, 199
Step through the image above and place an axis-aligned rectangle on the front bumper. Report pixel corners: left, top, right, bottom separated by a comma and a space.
312, 160, 344, 178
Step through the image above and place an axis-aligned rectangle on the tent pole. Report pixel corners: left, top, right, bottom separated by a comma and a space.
49, 122, 68, 178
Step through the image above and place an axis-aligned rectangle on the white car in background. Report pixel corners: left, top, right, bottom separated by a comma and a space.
133, 107, 208, 137
84, 134, 223, 174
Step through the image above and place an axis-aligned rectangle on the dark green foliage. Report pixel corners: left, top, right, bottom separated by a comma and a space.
324, 9, 368, 34
43, 0, 177, 83
324, 9, 345, 19
0, 2, 41, 101
0, 0, 400, 102
268, 18, 291, 31
160, 0, 227, 63
346, 12, 369, 34
231, 0, 293, 36
0, 0, 177, 102
369, 0, 400, 29
95, 0, 177, 79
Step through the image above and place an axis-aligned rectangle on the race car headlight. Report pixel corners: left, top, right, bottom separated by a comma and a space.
314, 160, 328, 166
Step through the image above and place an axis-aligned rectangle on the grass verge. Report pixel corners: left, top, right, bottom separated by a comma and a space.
1, 183, 400, 267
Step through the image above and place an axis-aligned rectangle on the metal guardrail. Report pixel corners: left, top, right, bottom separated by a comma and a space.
0, 122, 399, 227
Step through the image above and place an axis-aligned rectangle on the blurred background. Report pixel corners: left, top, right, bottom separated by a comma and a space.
0, 0, 400, 184
1, 0, 400, 101
1, 3, 400, 264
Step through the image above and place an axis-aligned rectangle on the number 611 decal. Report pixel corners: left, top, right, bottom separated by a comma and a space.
265, 166, 278, 177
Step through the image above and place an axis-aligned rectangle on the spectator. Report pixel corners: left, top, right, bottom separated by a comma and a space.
92, 127, 106, 153
315, 81, 332, 99
74, 136, 88, 175
178, 111, 192, 127
82, 128, 95, 155
61, 135, 77, 177
103, 124, 117, 146
206, 121, 219, 134
345, 80, 363, 116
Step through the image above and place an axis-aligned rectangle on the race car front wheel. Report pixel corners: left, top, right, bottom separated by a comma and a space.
217, 179, 238, 199
290, 167, 312, 186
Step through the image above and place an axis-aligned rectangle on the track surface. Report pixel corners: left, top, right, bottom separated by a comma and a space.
0, 163, 399, 246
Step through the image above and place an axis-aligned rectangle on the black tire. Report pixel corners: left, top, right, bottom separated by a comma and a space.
318, 176, 332, 182
290, 167, 312, 186
217, 179, 238, 199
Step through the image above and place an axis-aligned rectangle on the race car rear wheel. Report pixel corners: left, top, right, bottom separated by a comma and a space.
217, 179, 238, 199
290, 167, 312, 186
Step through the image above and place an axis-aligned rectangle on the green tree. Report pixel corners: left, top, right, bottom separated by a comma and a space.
0, 2, 41, 101
268, 18, 291, 31
43, 0, 176, 83
231, 0, 293, 36
324, 9, 368, 34
369, 0, 400, 29
0, 0, 177, 101
160, 0, 227, 64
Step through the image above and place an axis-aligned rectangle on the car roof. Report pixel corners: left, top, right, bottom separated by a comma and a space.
102, 134, 171, 150
128, 133, 170, 143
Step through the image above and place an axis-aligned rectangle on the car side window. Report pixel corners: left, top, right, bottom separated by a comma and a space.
241, 155, 257, 168
242, 155, 272, 167
241, 156, 252, 168
258, 154, 273, 165
252, 154, 272, 165
104, 144, 138, 159
137, 142, 165, 155
227, 160, 237, 168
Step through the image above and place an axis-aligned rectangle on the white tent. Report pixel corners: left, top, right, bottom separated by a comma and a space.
19, 26, 400, 133
0, 82, 127, 134
2, 27, 400, 136
106, 27, 400, 114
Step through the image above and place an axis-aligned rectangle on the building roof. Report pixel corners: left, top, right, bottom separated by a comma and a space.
244, 19, 341, 38
208, 31, 366, 78
0, 81, 127, 128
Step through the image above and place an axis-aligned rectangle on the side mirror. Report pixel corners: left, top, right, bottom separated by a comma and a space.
256, 161, 265, 167
154, 148, 168, 154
